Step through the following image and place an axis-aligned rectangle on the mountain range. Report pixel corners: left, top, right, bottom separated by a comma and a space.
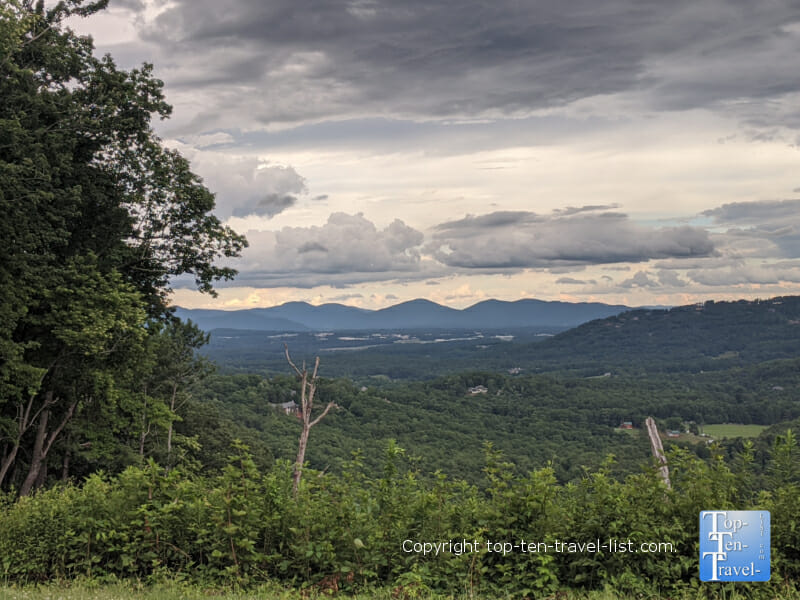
174, 298, 631, 332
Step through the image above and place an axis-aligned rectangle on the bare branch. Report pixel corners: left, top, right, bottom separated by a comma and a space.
309, 402, 337, 428
284, 343, 303, 377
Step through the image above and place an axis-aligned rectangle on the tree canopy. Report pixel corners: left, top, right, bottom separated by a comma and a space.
0, 0, 246, 493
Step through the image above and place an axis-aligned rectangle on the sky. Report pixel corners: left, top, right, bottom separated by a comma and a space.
68, 0, 800, 310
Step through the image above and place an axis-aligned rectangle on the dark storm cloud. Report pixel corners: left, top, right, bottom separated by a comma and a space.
133, 0, 800, 128
428, 209, 715, 269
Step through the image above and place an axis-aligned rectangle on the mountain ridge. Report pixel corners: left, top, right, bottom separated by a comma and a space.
173, 298, 631, 332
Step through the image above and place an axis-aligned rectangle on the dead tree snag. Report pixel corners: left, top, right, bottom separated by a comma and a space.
284, 344, 336, 496
645, 416, 671, 489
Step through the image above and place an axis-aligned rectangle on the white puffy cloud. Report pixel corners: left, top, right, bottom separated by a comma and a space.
166, 141, 309, 219
226, 213, 428, 288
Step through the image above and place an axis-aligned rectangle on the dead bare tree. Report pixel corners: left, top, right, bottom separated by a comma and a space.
645, 416, 671, 489
284, 344, 336, 496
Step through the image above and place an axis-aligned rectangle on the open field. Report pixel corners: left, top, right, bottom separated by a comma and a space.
702, 424, 769, 438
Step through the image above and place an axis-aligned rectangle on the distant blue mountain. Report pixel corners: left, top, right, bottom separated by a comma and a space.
172, 308, 309, 332
174, 298, 630, 332
261, 302, 371, 329
463, 299, 631, 328
368, 299, 464, 328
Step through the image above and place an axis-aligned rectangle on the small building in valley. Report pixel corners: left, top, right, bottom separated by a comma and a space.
273, 401, 300, 417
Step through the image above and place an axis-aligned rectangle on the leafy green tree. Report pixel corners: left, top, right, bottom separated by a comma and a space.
122, 319, 210, 469
0, 0, 246, 493
768, 429, 798, 488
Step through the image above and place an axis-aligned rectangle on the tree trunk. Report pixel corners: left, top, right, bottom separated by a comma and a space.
166, 382, 177, 470
20, 398, 77, 497
62, 445, 71, 481
0, 443, 20, 489
285, 347, 335, 497
0, 392, 49, 489
292, 423, 310, 496
35, 456, 48, 489
61, 432, 71, 481
645, 416, 671, 489
139, 395, 148, 458
20, 408, 49, 497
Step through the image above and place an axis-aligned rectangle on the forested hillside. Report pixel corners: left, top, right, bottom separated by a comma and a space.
181, 359, 800, 483
522, 296, 800, 374
199, 296, 800, 380
3, 3, 800, 598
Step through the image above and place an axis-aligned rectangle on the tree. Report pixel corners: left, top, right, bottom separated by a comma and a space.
284, 345, 336, 496
136, 319, 211, 469
769, 429, 798, 489
0, 0, 246, 493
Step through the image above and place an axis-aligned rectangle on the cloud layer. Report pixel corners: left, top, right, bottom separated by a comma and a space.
113, 0, 800, 133
76, 2, 800, 305
198, 206, 728, 289
428, 209, 714, 269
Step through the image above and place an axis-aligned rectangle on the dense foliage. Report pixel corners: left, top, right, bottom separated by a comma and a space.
0, 0, 245, 495
181, 359, 800, 483
1, 438, 799, 599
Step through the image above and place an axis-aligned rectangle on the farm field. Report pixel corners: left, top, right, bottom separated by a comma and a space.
702, 424, 769, 438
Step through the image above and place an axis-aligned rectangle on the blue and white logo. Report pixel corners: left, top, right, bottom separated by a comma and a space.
699, 510, 770, 582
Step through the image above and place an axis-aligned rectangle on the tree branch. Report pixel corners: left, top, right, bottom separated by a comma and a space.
309, 402, 337, 428
42, 399, 77, 459
284, 343, 303, 377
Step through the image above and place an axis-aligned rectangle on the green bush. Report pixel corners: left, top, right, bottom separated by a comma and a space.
1, 438, 799, 597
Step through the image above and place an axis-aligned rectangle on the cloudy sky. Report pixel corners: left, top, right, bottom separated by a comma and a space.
71, 0, 800, 309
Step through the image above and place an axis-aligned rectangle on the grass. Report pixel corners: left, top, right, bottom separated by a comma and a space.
0, 582, 295, 600
702, 424, 768, 439
2, 583, 800, 600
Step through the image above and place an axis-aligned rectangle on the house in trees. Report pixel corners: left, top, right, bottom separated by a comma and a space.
274, 401, 300, 418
